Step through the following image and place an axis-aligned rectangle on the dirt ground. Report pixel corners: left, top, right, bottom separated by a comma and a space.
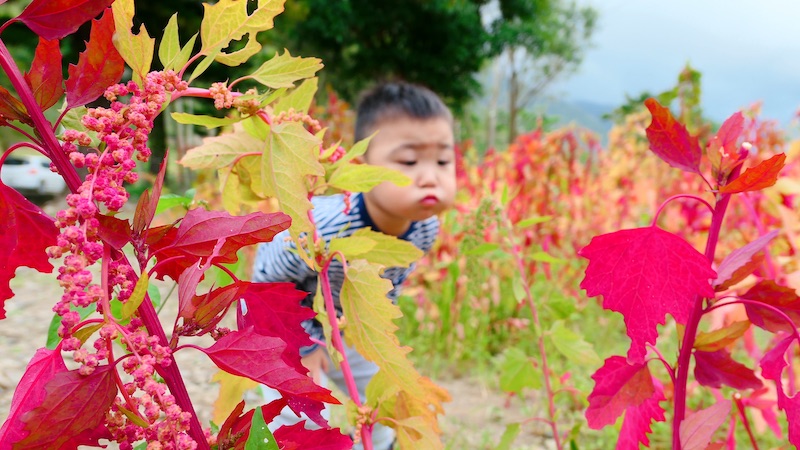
0, 202, 554, 450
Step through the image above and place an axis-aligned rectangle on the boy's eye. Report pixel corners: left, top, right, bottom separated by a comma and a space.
438, 160, 452, 166
398, 160, 417, 166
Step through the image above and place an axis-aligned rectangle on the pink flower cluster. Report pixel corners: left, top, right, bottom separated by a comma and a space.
273, 108, 322, 134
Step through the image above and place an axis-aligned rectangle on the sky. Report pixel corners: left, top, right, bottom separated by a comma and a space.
552, 0, 800, 124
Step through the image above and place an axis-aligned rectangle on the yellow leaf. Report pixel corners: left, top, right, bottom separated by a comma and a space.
211, 370, 258, 425
328, 164, 410, 193
262, 122, 324, 237
121, 274, 149, 320
328, 236, 377, 259
348, 229, 423, 268
250, 50, 323, 89
199, 0, 285, 66
73, 323, 103, 345
274, 78, 319, 114
111, 0, 154, 86
179, 132, 264, 170
219, 164, 262, 214
695, 321, 751, 352
393, 416, 445, 450
158, 14, 181, 69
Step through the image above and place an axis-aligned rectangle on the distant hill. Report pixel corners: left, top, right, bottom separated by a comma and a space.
531, 98, 614, 139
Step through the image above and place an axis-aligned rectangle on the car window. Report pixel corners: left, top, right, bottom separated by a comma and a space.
39, 161, 50, 168
2, 157, 26, 166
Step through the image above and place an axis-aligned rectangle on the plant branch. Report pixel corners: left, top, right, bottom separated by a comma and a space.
651, 194, 715, 227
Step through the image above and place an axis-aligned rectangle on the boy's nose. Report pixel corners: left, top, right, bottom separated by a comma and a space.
416, 168, 438, 187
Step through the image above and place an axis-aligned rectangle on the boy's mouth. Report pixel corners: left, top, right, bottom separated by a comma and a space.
420, 195, 439, 206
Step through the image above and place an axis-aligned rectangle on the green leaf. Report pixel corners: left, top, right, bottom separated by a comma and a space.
158, 14, 180, 70
46, 305, 93, 349
512, 278, 527, 303
244, 406, 279, 450
199, 0, 284, 66
496, 423, 522, 450
328, 164, 410, 193
274, 78, 318, 114
548, 320, 601, 367
335, 134, 374, 166
516, 215, 553, 228
173, 33, 198, 73
243, 115, 271, 140
179, 132, 264, 170
147, 281, 162, 311
249, 50, 323, 89
189, 47, 221, 82
530, 251, 566, 264
121, 274, 149, 320
60, 107, 99, 147
348, 228, 423, 268
463, 243, 500, 256
261, 122, 324, 236
171, 112, 244, 129
497, 347, 541, 394
155, 189, 195, 215
111, 0, 154, 86
328, 236, 377, 258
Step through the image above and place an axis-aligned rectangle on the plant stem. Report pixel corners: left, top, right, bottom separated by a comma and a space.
319, 260, 374, 450
734, 395, 760, 450
671, 189, 733, 449
510, 243, 562, 450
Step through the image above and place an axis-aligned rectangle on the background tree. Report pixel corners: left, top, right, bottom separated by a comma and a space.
486, 0, 597, 143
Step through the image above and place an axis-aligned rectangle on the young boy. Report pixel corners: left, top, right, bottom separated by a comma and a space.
251, 81, 456, 449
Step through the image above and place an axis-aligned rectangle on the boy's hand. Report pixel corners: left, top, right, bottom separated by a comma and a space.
301, 347, 330, 385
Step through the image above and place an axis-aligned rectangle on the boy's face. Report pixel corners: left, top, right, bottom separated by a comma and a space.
361, 115, 456, 236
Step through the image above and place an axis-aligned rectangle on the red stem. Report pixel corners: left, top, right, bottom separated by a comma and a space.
734, 395, 760, 450
651, 194, 715, 227
510, 243, 563, 450
672, 169, 739, 449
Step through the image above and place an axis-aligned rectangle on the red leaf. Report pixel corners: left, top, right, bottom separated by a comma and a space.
179, 280, 247, 336
217, 400, 289, 450
150, 208, 291, 281
644, 98, 703, 173
24, 37, 64, 111
202, 327, 338, 422
713, 230, 779, 290
0, 86, 32, 126
694, 349, 762, 390
15, 366, 117, 449
719, 153, 786, 194
579, 226, 716, 362
708, 112, 745, 158
743, 280, 800, 333
760, 335, 800, 446
679, 400, 732, 450
96, 214, 132, 250
133, 154, 168, 235
65, 8, 124, 108
0, 348, 67, 446
586, 356, 655, 428
0, 183, 58, 319
16, 0, 114, 40
238, 282, 315, 360
616, 393, 665, 450
274, 422, 353, 450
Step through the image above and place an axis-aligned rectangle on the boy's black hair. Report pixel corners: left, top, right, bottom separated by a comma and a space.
354, 81, 452, 142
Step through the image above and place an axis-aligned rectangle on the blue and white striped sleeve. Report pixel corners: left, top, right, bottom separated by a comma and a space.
252, 229, 313, 283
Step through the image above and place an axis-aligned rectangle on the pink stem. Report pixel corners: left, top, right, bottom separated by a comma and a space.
651, 194, 715, 227
734, 395, 760, 450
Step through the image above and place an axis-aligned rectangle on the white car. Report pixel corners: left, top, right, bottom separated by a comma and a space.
1, 153, 67, 198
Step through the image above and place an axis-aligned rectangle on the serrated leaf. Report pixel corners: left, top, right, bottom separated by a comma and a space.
274, 78, 318, 114
16, 366, 117, 448
719, 153, 786, 194
172, 112, 244, 129
328, 163, 411, 193
328, 236, 377, 258
694, 321, 750, 352
180, 131, 264, 170
549, 321, 601, 366
211, 370, 258, 425
742, 280, 800, 333
644, 98, 702, 173
272, 421, 355, 450
679, 400, 731, 450
760, 335, 800, 446
0, 184, 58, 319
245, 405, 279, 450
391, 416, 443, 450
579, 226, 716, 363
714, 230, 779, 290
199, 0, 284, 65
24, 37, 64, 111
262, 122, 325, 236
121, 274, 148, 320
694, 349, 762, 390
0, 348, 67, 445
348, 228, 423, 268
17, 0, 114, 40
249, 50, 323, 89
497, 347, 541, 394
65, 8, 124, 108
111, 0, 154, 86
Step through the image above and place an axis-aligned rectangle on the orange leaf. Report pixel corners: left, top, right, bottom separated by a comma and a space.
719, 153, 786, 194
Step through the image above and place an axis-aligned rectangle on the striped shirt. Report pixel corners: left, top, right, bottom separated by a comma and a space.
252, 192, 439, 354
